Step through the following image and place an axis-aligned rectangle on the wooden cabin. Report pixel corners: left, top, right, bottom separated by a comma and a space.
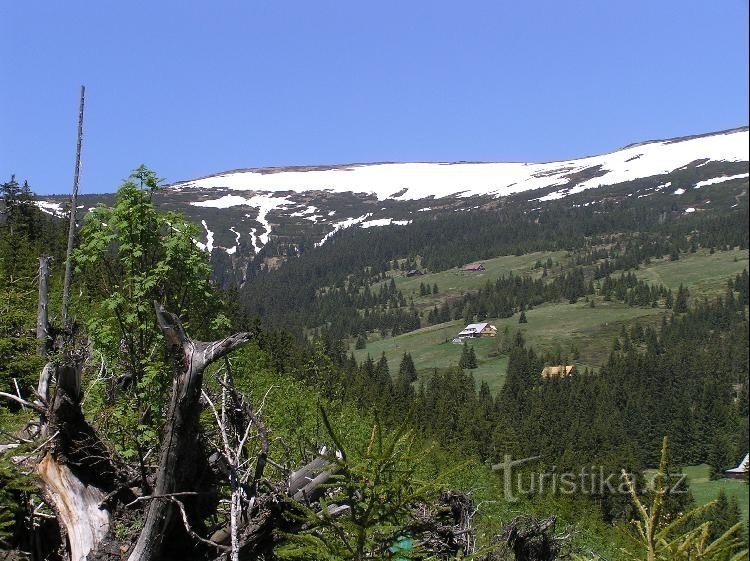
541, 365, 577, 379
457, 322, 497, 339
462, 262, 486, 272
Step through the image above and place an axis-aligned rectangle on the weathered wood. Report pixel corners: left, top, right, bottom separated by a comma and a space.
34, 256, 55, 419
36, 256, 50, 357
35, 362, 55, 413
61, 85, 85, 323
290, 455, 336, 503
37, 454, 109, 561
35, 355, 120, 561
127, 303, 251, 561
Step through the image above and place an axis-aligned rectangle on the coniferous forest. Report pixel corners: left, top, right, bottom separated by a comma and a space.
1, 168, 748, 561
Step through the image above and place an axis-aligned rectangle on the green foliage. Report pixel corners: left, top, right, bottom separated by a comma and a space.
0, 447, 36, 542
0, 177, 60, 395
72, 166, 222, 460
621, 437, 748, 561
398, 352, 417, 383
459, 341, 477, 370
277, 411, 442, 561
674, 284, 690, 314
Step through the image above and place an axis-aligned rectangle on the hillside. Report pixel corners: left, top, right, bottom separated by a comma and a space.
353, 248, 749, 393
4, 129, 749, 560
36, 127, 749, 284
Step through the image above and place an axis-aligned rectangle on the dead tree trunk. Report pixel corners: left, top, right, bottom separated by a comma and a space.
36, 256, 50, 357
127, 302, 251, 561
61, 85, 85, 323
34, 255, 55, 419
37, 355, 120, 561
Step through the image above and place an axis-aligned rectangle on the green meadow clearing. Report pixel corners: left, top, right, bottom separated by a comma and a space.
645, 464, 749, 527
634, 248, 748, 295
354, 298, 665, 393
353, 247, 748, 394
381, 250, 568, 311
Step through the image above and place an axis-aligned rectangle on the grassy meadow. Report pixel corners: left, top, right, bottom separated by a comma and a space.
353, 247, 748, 395
382, 250, 568, 312
354, 298, 665, 393
634, 248, 748, 295
644, 464, 749, 527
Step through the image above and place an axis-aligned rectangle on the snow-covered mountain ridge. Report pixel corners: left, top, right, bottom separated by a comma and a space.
36, 127, 749, 283
172, 127, 747, 201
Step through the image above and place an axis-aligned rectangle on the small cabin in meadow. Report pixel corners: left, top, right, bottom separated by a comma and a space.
405, 269, 423, 277
541, 365, 577, 379
462, 262, 486, 272
725, 453, 749, 479
457, 322, 497, 339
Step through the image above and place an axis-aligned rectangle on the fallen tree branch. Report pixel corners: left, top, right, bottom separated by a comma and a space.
0, 391, 46, 413
124, 491, 202, 509
170, 497, 231, 552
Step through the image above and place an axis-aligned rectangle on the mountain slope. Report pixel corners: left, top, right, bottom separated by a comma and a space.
37, 127, 749, 282
173, 127, 747, 201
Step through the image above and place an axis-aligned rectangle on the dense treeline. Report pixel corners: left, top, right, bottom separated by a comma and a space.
0, 177, 67, 394
599, 271, 671, 307
239, 181, 748, 336
427, 268, 592, 325
251, 264, 749, 468
2, 169, 748, 559
221, 280, 750, 557
265, 281, 748, 522
498, 291, 749, 469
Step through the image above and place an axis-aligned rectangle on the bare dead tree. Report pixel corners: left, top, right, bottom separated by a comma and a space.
61, 85, 85, 323
36, 256, 50, 357
126, 303, 253, 561
201, 358, 271, 561
1, 297, 346, 561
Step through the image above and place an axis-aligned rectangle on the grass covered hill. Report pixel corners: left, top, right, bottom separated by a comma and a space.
354, 247, 748, 393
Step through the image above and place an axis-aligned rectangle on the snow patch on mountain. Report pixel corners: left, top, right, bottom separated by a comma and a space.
226, 226, 241, 255
361, 218, 411, 228
193, 194, 293, 252
694, 173, 749, 189
173, 129, 748, 202
195, 220, 214, 252
34, 201, 63, 216
315, 214, 372, 247
191, 194, 250, 208
290, 205, 319, 217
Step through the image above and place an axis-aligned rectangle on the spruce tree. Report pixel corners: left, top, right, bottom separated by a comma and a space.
459, 341, 470, 369
355, 333, 367, 349
398, 352, 417, 382
674, 284, 689, 313
467, 345, 478, 369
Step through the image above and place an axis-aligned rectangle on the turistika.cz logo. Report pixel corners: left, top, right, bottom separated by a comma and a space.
491, 455, 687, 502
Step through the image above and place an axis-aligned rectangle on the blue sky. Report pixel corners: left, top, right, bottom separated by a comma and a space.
1, 1, 748, 195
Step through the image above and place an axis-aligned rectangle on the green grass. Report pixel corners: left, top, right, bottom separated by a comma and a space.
355, 247, 748, 395
644, 464, 749, 528
682, 464, 749, 525
354, 298, 665, 393
634, 248, 749, 296
383, 250, 568, 311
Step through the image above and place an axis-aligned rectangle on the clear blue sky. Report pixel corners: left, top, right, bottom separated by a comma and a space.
2, 1, 748, 195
